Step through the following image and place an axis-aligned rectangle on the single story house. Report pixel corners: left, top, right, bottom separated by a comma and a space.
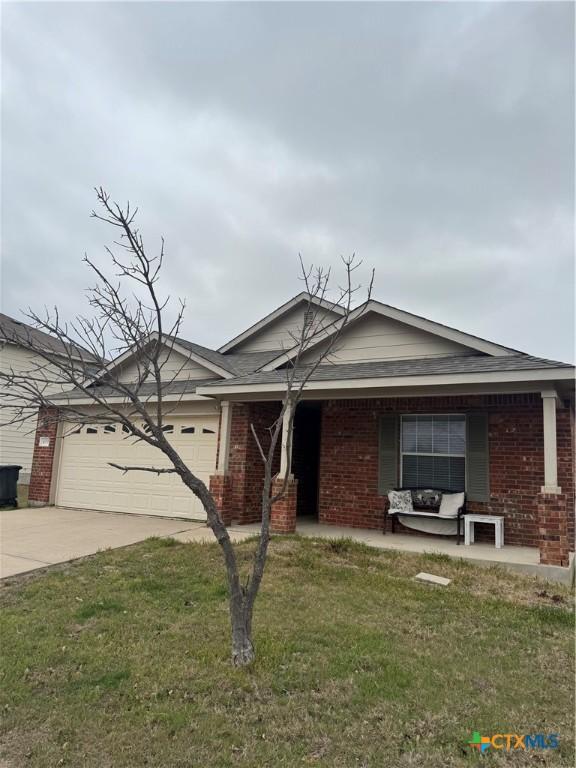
28, 293, 574, 567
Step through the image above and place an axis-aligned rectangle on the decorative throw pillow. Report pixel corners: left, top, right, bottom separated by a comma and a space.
388, 490, 413, 514
439, 492, 465, 518
412, 489, 442, 509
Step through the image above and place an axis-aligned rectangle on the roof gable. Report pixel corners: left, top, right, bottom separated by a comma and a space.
260, 300, 518, 371
116, 347, 218, 384
218, 292, 344, 354
93, 333, 233, 385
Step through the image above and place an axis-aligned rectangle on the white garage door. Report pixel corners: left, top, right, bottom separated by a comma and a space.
56, 416, 218, 520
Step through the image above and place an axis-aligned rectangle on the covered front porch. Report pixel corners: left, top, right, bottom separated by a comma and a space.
208, 384, 574, 570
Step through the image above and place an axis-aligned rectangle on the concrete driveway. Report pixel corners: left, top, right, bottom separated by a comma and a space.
0, 506, 251, 578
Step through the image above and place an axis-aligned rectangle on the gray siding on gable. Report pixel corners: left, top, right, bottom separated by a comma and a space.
118, 348, 217, 383
233, 305, 338, 353
301, 314, 481, 366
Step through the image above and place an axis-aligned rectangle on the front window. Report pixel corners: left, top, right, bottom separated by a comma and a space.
401, 415, 465, 491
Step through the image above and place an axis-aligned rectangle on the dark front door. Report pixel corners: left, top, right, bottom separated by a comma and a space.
292, 402, 322, 519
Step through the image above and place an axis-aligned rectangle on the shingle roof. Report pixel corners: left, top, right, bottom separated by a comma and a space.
199, 354, 574, 389
0, 313, 99, 362
173, 337, 281, 376
172, 336, 238, 374
224, 350, 284, 375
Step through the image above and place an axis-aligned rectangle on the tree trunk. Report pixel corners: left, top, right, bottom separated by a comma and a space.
230, 602, 255, 667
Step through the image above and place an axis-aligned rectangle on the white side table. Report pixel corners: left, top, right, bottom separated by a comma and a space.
464, 514, 504, 549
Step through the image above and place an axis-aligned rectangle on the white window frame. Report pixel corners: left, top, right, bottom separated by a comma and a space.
400, 413, 466, 490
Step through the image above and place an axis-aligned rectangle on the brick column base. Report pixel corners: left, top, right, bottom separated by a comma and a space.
28, 407, 59, 506
538, 492, 570, 566
209, 474, 233, 526
270, 477, 298, 534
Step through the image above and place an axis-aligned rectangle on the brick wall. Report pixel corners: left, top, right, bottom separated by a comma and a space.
538, 492, 570, 566
209, 473, 233, 525
270, 477, 298, 533
318, 394, 575, 551
28, 407, 59, 505
225, 402, 281, 524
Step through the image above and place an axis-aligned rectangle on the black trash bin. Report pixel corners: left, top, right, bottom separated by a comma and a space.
0, 465, 22, 507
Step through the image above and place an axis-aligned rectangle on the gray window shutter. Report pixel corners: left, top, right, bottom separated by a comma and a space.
466, 413, 489, 502
378, 415, 399, 494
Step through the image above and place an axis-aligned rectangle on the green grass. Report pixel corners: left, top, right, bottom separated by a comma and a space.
0, 536, 573, 767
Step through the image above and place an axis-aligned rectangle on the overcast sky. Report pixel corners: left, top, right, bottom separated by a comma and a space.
2, 1, 574, 361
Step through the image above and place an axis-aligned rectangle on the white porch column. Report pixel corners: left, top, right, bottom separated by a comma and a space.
541, 390, 561, 494
216, 401, 232, 473
278, 400, 294, 479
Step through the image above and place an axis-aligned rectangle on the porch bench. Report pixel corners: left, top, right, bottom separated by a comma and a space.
384, 488, 466, 545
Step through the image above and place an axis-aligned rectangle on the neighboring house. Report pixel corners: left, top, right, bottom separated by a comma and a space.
0, 313, 97, 483
27, 293, 574, 568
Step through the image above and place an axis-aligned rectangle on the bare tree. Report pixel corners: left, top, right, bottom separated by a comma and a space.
0, 189, 372, 665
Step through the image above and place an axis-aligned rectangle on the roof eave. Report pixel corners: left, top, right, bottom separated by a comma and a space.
196, 366, 574, 398
48, 392, 213, 406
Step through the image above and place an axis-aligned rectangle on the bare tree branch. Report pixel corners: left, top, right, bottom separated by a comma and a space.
0, 187, 373, 668
108, 463, 177, 475
250, 423, 267, 464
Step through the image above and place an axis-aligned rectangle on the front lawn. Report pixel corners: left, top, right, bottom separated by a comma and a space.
0, 536, 573, 767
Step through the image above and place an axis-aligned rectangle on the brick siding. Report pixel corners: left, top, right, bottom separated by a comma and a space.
209, 473, 233, 525
224, 402, 281, 524
28, 407, 59, 505
317, 395, 574, 555
270, 477, 298, 533
538, 492, 570, 567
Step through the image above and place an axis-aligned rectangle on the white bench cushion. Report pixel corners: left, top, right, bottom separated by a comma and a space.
439, 492, 465, 518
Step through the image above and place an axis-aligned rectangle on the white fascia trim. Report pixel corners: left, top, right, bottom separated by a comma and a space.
217, 292, 345, 354
89, 333, 232, 383
196, 367, 574, 397
48, 393, 212, 406
260, 301, 516, 371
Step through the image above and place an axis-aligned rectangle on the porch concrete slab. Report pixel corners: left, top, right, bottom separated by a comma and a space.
0, 506, 209, 578
296, 521, 541, 565
228, 520, 575, 582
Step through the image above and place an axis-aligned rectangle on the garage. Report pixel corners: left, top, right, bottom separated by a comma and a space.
55, 414, 219, 520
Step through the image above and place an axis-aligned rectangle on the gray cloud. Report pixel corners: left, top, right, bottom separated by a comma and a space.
2, 1, 574, 360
